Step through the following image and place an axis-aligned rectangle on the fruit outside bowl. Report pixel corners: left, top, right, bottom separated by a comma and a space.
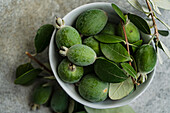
49, 2, 156, 109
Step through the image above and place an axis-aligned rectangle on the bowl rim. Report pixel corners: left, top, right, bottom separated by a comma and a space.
49, 2, 156, 109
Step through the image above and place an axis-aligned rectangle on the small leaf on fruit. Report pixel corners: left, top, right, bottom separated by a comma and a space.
128, 13, 151, 34
94, 58, 128, 83
100, 43, 132, 62
34, 24, 54, 53
94, 34, 125, 43
111, 3, 126, 23
14, 68, 42, 85
158, 30, 169, 36
16, 63, 33, 78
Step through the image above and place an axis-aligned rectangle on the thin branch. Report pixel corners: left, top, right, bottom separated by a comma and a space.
25, 51, 53, 75
120, 20, 139, 85
146, 0, 159, 42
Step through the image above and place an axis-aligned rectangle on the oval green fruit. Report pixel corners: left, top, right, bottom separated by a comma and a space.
83, 36, 101, 55
56, 26, 82, 49
117, 21, 140, 43
76, 9, 108, 36
32, 85, 52, 105
67, 44, 97, 66
135, 44, 157, 73
58, 59, 84, 83
78, 74, 108, 102
51, 88, 69, 112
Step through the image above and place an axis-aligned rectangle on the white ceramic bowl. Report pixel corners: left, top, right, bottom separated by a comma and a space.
49, 2, 156, 109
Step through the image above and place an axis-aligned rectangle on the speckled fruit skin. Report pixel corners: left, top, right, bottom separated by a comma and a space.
76, 9, 108, 36
78, 74, 108, 102
58, 59, 84, 83
135, 44, 157, 74
83, 36, 101, 55
67, 44, 97, 66
117, 21, 140, 43
100, 22, 116, 35
56, 26, 82, 49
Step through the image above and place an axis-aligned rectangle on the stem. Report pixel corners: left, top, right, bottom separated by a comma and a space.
146, 0, 159, 41
148, 34, 155, 45
120, 20, 131, 65
120, 20, 140, 85
25, 52, 53, 75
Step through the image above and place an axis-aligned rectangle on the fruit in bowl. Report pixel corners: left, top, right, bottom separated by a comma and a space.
49, 2, 157, 109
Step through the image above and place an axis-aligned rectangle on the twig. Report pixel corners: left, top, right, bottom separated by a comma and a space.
25, 51, 53, 75
146, 0, 159, 42
120, 20, 140, 85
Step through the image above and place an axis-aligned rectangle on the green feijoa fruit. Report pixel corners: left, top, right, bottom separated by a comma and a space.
32, 84, 52, 105
76, 9, 108, 36
94, 58, 128, 83
100, 43, 132, 62
135, 44, 157, 74
100, 22, 116, 35
117, 21, 140, 43
94, 34, 125, 43
83, 36, 101, 55
58, 59, 84, 83
51, 88, 69, 112
35, 24, 54, 53
75, 111, 87, 113
78, 74, 108, 102
66, 44, 97, 66
16, 63, 33, 78
14, 68, 42, 85
109, 77, 134, 100
56, 26, 82, 49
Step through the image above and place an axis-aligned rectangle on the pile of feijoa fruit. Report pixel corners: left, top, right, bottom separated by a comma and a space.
55, 8, 157, 102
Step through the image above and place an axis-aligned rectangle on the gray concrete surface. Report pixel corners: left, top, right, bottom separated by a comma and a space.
0, 0, 170, 113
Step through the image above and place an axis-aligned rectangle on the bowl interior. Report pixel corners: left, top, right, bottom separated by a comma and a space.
49, 2, 155, 109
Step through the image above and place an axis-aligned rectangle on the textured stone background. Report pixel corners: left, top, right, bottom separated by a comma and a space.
0, 0, 170, 113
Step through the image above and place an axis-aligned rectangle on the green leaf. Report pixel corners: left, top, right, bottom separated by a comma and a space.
158, 30, 169, 36
131, 40, 143, 52
51, 88, 69, 112
100, 43, 132, 62
94, 58, 128, 83
128, 0, 144, 12
68, 99, 75, 113
109, 77, 134, 100
128, 13, 151, 34
152, 0, 170, 10
34, 24, 54, 53
94, 34, 125, 43
159, 41, 170, 58
157, 47, 163, 64
33, 84, 52, 105
149, 0, 162, 15
16, 63, 33, 78
156, 17, 170, 30
111, 3, 126, 23
84, 105, 135, 113
14, 68, 42, 85
121, 63, 137, 79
